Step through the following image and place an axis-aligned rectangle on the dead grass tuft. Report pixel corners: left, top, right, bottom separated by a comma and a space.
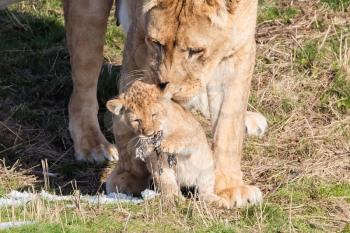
0, 160, 36, 195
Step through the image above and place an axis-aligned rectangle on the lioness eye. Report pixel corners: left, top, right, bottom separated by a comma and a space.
188, 48, 204, 59
146, 37, 163, 52
134, 119, 141, 123
152, 40, 163, 51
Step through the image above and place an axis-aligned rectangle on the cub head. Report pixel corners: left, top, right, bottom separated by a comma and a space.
107, 80, 177, 137
126, 0, 256, 101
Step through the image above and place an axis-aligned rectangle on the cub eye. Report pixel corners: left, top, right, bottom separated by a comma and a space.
134, 119, 141, 123
152, 113, 158, 118
188, 48, 205, 59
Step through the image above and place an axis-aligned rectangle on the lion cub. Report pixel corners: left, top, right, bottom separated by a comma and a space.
106, 80, 224, 204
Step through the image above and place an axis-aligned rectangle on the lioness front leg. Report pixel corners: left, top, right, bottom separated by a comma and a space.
209, 42, 262, 208
63, 0, 118, 162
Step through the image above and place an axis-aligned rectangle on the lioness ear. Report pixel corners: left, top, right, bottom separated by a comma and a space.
106, 96, 125, 115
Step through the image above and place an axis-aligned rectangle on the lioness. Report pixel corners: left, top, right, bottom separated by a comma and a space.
106, 80, 232, 206
63, 0, 267, 207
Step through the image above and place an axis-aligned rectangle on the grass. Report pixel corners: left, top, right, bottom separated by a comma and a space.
258, 0, 300, 24
0, 0, 350, 232
321, 0, 350, 10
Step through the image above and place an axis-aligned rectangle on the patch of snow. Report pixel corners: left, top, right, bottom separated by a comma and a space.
40, 191, 72, 201
86, 192, 143, 205
0, 221, 35, 230
0, 189, 158, 208
141, 189, 158, 200
0, 191, 34, 207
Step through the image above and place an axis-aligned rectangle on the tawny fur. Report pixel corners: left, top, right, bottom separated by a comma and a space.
64, 0, 264, 208
114, 0, 263, 207
63, 0, 118, 162
106, 81, 227, 206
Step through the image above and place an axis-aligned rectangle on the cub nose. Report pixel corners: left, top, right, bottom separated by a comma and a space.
142, 128, 155, 137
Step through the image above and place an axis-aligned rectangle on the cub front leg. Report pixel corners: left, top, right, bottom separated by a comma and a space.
64, 0, 118, 162
146, 155, 180, 197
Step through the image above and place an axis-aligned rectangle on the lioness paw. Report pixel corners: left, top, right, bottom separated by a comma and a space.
218, 185, 263, 208
75, 143, 119, 163
69, 112, 119, 163
245, 111, 268, 137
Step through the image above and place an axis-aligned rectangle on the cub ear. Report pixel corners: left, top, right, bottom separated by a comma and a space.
106, 96, 125, 115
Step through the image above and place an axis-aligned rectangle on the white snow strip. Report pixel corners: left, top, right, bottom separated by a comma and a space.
0, 189, 158, 208
40, 191, 74, 201
84, 192, 143, 205
0, 221, 35, 230
0, 191, 34, 207
141, 189, 158, 200
0, 198, 31, 207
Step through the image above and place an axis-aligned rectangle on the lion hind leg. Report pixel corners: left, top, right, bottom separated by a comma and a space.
116, 0, 132, 32
245, 111, 268, 137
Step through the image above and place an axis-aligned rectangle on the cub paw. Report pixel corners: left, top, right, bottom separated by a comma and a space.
218, 185, 263, 208
245, 111, 268, 137
160, 140, 178, 154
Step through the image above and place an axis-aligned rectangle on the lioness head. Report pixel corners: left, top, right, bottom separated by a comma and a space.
126, 0, 252, 100
107, 81, 176, 137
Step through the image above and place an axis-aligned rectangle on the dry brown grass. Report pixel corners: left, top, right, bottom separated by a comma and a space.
0, 161, 36, 195
0, 0, 349, 232
243, 0, 350, 184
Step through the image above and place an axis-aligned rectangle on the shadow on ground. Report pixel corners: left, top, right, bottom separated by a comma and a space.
0, 8, 120, 194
